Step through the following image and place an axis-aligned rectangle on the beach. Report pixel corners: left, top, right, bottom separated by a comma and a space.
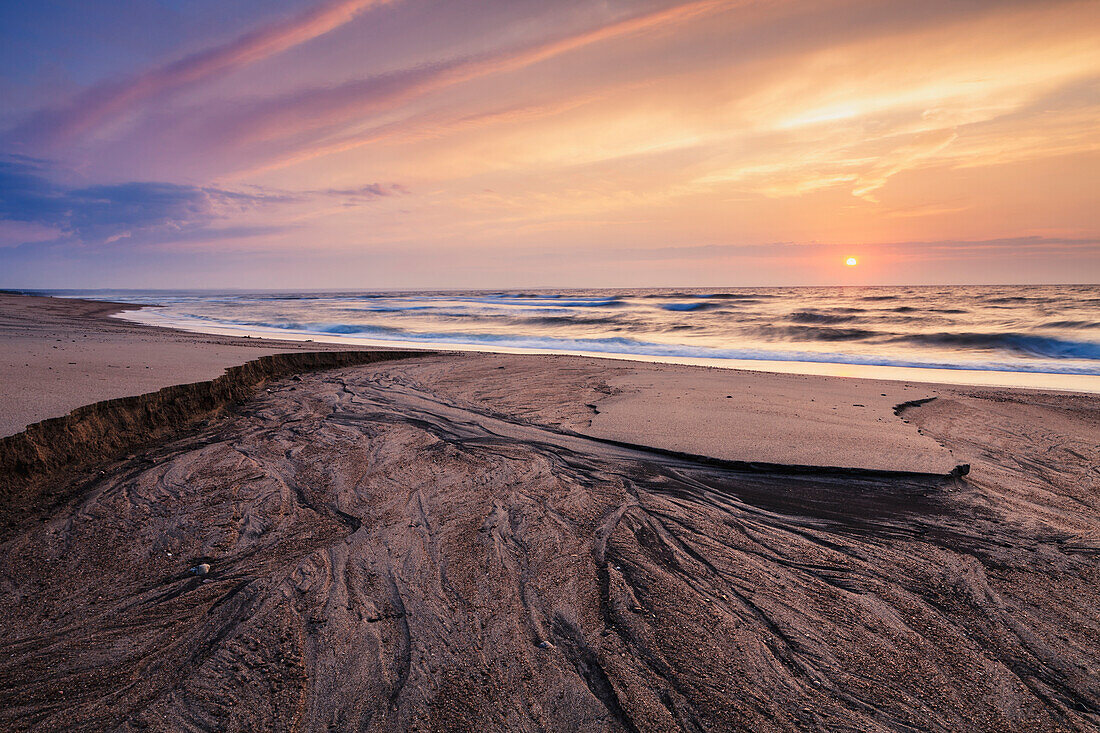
0, 293, 377, 438
1, 294, 1098, 731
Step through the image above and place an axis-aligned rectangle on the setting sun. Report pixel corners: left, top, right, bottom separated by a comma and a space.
845, 257, 858, 266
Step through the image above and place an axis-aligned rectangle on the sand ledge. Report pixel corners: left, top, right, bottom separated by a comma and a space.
0, 350, 425, 521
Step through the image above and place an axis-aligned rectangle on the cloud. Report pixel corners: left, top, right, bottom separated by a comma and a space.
534, 236, 1100, 265
0, 157, 403, 246
238, 181, 406, 200
218, 0, 1086, 181
0, 158, 258, 243
5, 0, 395, 149
189, 0, 738, 173
317, 183, 407, 198
850, 129, 959, 201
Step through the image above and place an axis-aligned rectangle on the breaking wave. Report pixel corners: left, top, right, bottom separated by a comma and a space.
45, 284, 1100, 377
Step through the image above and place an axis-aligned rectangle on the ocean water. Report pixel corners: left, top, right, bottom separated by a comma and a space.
40, 285, 1100, 383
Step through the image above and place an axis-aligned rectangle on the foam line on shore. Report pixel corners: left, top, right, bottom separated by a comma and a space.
115, 307, 1100, 393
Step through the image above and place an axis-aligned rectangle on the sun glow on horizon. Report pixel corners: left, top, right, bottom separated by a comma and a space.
845, 257, 858, 267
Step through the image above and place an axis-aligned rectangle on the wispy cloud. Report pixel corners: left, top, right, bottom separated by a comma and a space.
5, 0, 395, 149
187, 0, 740, 174
0, 157, 275, 244
0, 157, 402, 246
597, 236, 1100, 262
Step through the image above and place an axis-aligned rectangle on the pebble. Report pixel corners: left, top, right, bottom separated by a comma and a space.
191, 563, 211, 576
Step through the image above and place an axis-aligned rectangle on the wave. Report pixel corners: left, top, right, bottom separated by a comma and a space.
774, 326, 880, 342
464, 297, 624, 308
150, 313, 1100, 375
788, 311, 859, 324
894, 332, 1100, 360
348, 305, 437, 313
983, 296, 1052, 304
700, 292, 775, 300
641, 291, 772, 300
194, 310, 1100, 363
661, 302, 724, 312
66, 285, 1100, 379
526, 315, 626, 327
1042, 320, 1100, 330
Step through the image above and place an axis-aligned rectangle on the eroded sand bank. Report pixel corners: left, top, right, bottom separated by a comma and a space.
0, 293, 369, 438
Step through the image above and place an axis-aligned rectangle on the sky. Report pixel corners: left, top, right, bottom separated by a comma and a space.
0, 0, 1098, 289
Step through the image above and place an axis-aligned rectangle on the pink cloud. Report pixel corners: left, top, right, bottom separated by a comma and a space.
185, 0, 739, 169
7, 0, 395, 148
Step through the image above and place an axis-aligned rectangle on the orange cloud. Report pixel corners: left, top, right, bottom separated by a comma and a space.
212, 0, 745, 173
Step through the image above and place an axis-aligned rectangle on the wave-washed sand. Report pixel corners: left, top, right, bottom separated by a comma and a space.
0, 293, 1097, 731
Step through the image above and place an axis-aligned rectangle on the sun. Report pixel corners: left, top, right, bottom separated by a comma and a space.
845, 257, 858, 266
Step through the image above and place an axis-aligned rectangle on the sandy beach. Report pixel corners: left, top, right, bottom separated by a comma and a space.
1, 295, 1098, 731
0, 293, 379, 438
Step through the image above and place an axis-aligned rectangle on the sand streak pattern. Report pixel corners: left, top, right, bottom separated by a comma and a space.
1, 360, 1098, 731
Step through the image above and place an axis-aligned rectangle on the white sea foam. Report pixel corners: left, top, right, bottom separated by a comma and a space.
42, 284, 1100, 389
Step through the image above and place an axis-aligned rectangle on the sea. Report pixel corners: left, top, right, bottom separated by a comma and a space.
38, 285, 1100, 391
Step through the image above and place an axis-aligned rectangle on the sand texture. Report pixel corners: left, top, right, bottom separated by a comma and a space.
0, 350, 427, 514
0, 293, 373, 438
584, 369, 958, 473
348, 354, 962, 474
1, 353, 1098, 731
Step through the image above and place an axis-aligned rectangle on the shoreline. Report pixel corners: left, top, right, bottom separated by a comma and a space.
2, 291, 972, 475
114, 294, 1100, 394
1, 292, 1092, 472
0, 292, 420, 437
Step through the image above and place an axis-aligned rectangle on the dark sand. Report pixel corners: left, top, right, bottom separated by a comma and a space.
1, 295, 1098, 731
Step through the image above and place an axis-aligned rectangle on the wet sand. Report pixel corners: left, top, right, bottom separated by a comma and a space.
1, 295, 1098, 731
